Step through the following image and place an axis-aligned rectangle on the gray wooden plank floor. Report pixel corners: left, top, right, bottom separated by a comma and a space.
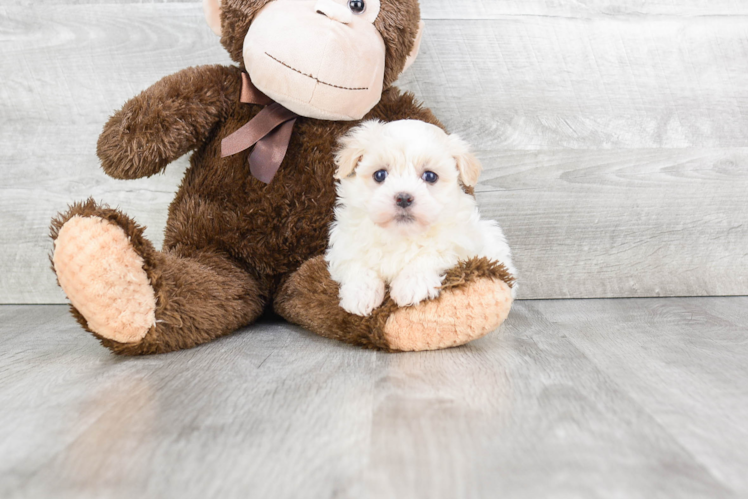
1, 299, 746, 498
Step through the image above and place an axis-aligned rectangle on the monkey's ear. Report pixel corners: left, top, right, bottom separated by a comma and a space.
334, 121, 384, 179
402, 20, 425, 73
450, 133, 482, 187
203, 0, 222, 36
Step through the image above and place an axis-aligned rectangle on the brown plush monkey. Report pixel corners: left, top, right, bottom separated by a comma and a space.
50, 0, 515, 355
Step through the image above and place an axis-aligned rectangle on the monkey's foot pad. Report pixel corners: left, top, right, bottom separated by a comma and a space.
384, 278, 513, 351
53, 215, 156, 343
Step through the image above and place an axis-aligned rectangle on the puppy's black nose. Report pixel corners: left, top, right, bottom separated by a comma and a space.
395, 192, 414, 208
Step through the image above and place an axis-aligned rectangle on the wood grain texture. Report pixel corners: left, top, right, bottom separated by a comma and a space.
1, 299, 746, 497
2, 3, 748, 302
9, 0, 748, 16
421, 1, 748, 19
540, 297, 748, 494
476, 148, 748, 298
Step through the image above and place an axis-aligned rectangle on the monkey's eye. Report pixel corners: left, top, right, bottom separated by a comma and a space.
348, 0, 365, 14
422, 171, 439, 184
373, 169, 388, 183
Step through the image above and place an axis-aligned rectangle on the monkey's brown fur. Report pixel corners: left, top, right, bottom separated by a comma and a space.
275, 256, 515, 352
50, 0, 514, 355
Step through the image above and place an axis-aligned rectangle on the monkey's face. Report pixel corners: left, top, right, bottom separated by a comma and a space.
244, 0, 385, 120
205, 0, 423, 121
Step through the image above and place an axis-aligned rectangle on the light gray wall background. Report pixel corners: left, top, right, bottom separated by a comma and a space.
2, 0, 747, 303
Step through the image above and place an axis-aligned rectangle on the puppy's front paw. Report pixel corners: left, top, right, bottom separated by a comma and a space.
339, 277, 386, 317
390, 271, 443, 307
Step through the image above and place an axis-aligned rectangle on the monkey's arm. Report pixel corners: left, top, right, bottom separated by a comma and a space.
97, 65, 242, 179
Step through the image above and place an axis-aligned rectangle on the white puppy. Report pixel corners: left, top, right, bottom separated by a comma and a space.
326, 119, 516, 317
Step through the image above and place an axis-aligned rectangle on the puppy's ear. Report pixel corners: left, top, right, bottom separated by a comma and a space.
203, 0, 222, 36
334, 121, 384, 179
450, 133, 482, 187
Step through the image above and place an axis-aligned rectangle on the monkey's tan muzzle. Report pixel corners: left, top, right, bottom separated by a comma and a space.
243, 0, 386, 121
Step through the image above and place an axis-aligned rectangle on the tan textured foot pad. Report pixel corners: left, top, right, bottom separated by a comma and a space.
384, 278, 513, 351
53, 216, 156, 344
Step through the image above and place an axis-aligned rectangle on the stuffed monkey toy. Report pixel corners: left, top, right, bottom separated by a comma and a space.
50, 0, 515, 355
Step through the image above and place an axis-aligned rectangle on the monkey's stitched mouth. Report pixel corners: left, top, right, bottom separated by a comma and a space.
265, 52, 369, 91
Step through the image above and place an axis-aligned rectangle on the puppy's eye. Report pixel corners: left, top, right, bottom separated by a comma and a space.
348, 0, 365, 14
422, 171, 439, 184
373, 169, 388, 183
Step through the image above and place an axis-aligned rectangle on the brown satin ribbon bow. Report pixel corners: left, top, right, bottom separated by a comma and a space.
221, 73, 298, 184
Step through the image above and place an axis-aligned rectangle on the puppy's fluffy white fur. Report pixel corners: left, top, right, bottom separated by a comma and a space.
326, 119, 516, 317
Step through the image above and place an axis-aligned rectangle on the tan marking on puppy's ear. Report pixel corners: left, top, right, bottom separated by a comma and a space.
450, 133, 482, 187
402, 20, 425, 73
334, 146, 364, 179
203, 0, 222, 36
334, 121, 384, 179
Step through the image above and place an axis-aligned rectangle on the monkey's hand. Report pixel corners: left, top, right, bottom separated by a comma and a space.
97, 65, 242, 179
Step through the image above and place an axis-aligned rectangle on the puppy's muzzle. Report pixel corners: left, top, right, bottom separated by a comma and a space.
395, 192, 414, 209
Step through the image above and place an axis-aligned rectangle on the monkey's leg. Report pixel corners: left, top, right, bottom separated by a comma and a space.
273, 256, 515, 352
51, 199, 264, 355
